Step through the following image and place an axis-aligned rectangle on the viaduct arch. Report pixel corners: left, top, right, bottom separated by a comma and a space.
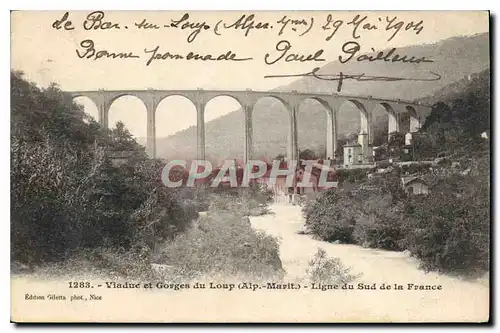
69, 89, 431, 162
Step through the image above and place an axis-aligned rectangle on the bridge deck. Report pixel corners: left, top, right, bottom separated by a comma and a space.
68, 89, 429, 107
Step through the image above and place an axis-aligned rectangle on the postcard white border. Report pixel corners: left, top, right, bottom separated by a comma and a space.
2, 1, 497, 331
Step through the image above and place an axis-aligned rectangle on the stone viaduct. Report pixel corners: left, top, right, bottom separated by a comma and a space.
69, 89, 432, 162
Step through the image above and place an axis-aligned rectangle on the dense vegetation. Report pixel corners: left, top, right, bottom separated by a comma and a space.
11, 71, 197, 264
158, 207, 283, 281
303, 71, 490, 278
304, 163, 490, 277
11, 71, 282, 280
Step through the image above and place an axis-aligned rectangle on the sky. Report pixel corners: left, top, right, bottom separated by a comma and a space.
11, 11, 489, 138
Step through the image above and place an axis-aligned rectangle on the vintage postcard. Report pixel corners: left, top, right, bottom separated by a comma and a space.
10, 10, 490, 323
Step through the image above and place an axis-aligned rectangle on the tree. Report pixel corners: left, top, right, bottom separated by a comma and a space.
274, 153, 286, 161
402, 171, 490, 276
11, 71, 194, 264
109, 121, 145, 153
422, 102, 451, 131
304, 189, 358, 243
299, 148, 317, 160
412, 133, 436, 160
421, 89, 490, 156
387, 132, 405, 159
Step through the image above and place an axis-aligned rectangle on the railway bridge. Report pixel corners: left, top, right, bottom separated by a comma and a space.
69, 89, 432, 161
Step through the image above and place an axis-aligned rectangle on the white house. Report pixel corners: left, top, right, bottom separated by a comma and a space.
343, 132, 374, 167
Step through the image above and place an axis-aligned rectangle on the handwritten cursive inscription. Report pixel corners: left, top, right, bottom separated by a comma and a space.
83, 11, 121, 30
135, 18, 160, 30
321, 15, 344, 41
221, 14, 271, 36
52, 12, 75, 30
168, 13, 211, 43
346, 15, 378, 39
264, 40, 325, 65
276, 15, 314, 36
264, 67, 441, 92
144, 46, 253, 66
76, 39, 140, 60
339, 41, 434, 64
385, 16, 424, 42
53, 11, 435, 72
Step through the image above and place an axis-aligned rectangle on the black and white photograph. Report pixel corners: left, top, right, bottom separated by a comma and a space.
9, 10, 491, 323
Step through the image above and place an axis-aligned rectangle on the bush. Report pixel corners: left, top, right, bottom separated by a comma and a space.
401, 173, 490, 277
304, 189, 357, 243
336, 169, 368, 184
352, 192, 405, 251
307, 248, 361, 284
208, 186, 272, 217
401, 163, 432, 175
305, 158, 490, 278
129, 187, 199, 248
354, 215, 404, 251
10, 71, 196, 267
304, 173, 407, 249
12, 244, 155, 281
155, 212, 284, 280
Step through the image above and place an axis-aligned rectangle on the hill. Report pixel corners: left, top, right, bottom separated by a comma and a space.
417, 68, 490, 106
152, 33, 489, 161
420, 68, 490, 155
